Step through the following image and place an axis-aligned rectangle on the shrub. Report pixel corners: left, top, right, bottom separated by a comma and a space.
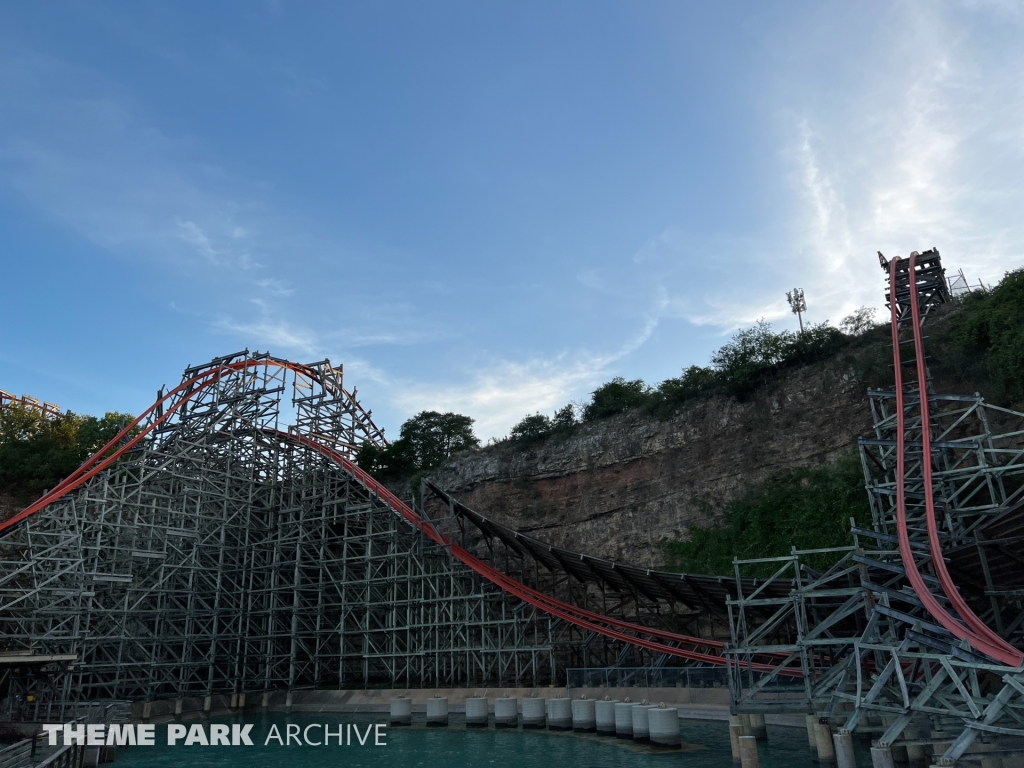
947, 268, 1024, 407
510, 413, 553, 442
662, 450, 871, 577
582, 378, 652, 421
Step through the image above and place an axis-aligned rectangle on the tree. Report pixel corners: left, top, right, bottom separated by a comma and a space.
582, 378, 651, 421
510, 413, 552, 442
355, 440, 417, 484
0, 406, 134, 504
552, 403, 576, 430
399, 411, 479, 470
840, 306, 879, 336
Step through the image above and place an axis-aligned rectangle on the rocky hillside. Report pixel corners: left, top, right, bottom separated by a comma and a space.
428, 356, 874, 568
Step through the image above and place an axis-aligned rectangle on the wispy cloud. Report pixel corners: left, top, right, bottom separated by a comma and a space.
391, 311, 665, 441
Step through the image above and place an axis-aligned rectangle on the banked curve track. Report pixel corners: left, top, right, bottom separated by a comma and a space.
0, 356, 792, 675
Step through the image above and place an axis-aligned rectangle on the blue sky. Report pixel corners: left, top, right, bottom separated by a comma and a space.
2, 1, 1023, 441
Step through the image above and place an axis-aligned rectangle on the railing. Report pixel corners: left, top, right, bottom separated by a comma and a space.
568, 666, 727, 690
0, 739, 33, 768
35, 745, 83, 768
567, 666, 804, 691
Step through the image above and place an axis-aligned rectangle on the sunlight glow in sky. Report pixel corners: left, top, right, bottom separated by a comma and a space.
2, 1, 1023, 440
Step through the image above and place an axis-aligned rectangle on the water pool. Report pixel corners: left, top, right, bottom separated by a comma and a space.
112, 713, 845, 767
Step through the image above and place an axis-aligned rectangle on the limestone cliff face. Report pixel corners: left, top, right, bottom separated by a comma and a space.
427, 360, 874, 568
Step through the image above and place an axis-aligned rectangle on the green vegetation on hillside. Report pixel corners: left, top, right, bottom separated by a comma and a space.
662, 450, 871, 576
944, 268, 1024, 408
659, 267, 1024, 575
356, 410, 479, 486
507, 266, 1024, 445
508, 311, 871, 443
0, 406, 133, 506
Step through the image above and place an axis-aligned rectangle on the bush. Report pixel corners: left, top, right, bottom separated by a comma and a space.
582, 378, 651, 421
946, 268, 1024, 407
510, 413, 553, 442
662, 450, 871, 577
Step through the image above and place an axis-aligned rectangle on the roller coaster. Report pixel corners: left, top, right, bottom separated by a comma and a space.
2, 249, 1024, 764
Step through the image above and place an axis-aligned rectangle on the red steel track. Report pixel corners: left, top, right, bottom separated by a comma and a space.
889, 255, 1022, 667
0, 358, 793, 675
5, 256, 1019, 674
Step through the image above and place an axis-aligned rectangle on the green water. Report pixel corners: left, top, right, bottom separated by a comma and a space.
113, 713, 848, 767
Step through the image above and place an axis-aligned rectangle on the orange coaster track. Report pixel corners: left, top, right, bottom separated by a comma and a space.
0, 356, 793, 676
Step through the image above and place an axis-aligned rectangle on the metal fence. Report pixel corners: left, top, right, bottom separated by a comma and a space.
566, 667, 730, 690
567, 666, 805, 691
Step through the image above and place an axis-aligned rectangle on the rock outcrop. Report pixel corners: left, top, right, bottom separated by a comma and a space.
428, 359, 874, 568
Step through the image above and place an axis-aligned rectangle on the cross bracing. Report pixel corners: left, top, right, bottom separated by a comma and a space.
0, 354, 553, 720
727, 250, 1024, 765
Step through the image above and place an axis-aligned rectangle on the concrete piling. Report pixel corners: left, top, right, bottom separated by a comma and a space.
806, 714, 818, 749
730, 715, 744, 761
739, 735, 761, 768
749, 713, 767, 741
632, 704, 653, 743
522, 696, 546, 729
465, 697, 489, 728
203, 695, 212, 714
648, 705, 681, 749
547, 698, 572, 731
614, 701, 633, 738
284, 691, 293, 714
814, 719, 836, 762
260, 692, 269, 710
833, 729, 855, 768
595, 698, 619, 735
494, 697, 518, 729
426, 695, 449, 727
389, 696, 412, 726
571, 697, 596, 733
870, 746, 896, 768
174, 698, 183, 716
142, 702, 152, 722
